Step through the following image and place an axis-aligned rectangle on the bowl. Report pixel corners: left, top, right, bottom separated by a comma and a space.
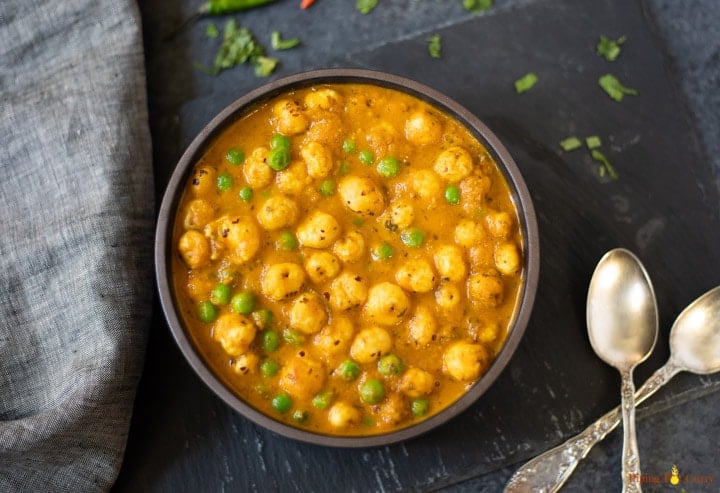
155, 68, 540, 447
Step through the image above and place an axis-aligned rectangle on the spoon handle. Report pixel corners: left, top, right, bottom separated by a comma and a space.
504, 362, 680, 493
620, 369, 642, 492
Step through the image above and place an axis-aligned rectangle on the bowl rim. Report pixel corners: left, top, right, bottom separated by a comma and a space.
155, 68, 540, 448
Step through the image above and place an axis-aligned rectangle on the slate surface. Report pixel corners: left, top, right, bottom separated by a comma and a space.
116, 0, 720, 491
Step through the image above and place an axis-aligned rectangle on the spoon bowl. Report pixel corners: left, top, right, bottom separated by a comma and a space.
669, 286, 720, 374
587, 248, 658, 493
587, 249, 659, 370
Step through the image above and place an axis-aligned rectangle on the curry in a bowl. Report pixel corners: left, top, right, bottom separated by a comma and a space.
170, 81, 526, 438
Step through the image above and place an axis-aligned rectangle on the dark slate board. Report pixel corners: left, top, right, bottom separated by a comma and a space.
115, 0, 720, 491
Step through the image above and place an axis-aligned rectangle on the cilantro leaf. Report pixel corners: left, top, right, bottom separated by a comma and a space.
559, 137, 582, 152
514, 73, 538, 93
356, 0, 378, 14
254, 56, 278, 77
206, 22, 219, 38
271, 31, 300, 50
585, 135, 602, 150
428, 34, 442, 59
591, 149, 618, 180
463, 0, 493, 13
213, 20, 263, 72
597, 35, 626, 62
598, 74, 638, 102
198, 20, 278, 78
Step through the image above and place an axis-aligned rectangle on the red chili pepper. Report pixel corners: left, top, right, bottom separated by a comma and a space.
300, 0, 316, 9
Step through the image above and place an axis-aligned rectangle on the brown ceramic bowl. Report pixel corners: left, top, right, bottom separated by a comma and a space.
155, 68, 539, 447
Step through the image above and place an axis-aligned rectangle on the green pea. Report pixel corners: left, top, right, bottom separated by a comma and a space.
377, 354, 404, 376
339, 161, 351, 176
239, 186, 253, 201
444, 184, 461, 205
371, 242, 394, 261
270, 134, 291, 151
352, 217, 364, 227
217, 172, 234, 191
312, 390, 333, 410
342, 138, 356, 154
271, 392, 292, 413
283, 328, 305, 346
261, 329, 279, 352
197, 301, 218, 323
319, 179, 335, 196
210, 283, 232, 306
359, 150, 374, 165
376, 156, 401, 177
231, 291, 256, 314
253, 309, 274, 329
400, 227, 425, 248
254, 382, 270, 398
260, 359, 280, 377
338, 359, 360, 382
292, 409, 309, 424
226, 147, 245, 165
267, 147, 291, 171
276, 231, 297, 251
359, 379, 385, 404
411, 398, 430, 417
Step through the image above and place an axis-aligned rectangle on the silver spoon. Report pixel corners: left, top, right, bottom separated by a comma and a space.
585, 248, 658, 492
505, 288, 720, 493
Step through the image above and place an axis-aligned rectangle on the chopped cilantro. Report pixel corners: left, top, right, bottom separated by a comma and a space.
197, 20, 278, 78
591, 149, 618, 180
356, 0, 378, 14
428, 34, 442, 59
599, 74, 638, 102
254, 56, 278, 77
559, 137, 582, 152
585, 135, 602, 150
514, 72, 538, 93
271, 31, 300, 50
597, 35, 626, 62
463, 0, 493, 13
213, 20, 262, 72
206, 22, 219, 38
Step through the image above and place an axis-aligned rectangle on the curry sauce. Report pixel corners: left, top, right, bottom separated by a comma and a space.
171, 83, 523, 436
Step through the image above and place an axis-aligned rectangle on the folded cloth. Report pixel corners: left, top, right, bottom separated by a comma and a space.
0, 0, 154, 491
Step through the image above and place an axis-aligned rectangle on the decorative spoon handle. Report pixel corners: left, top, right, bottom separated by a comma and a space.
620, 369, 641, 492
504, 362, 680, 493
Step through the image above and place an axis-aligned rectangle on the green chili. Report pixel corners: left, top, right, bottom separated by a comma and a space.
206, 0, 277, 16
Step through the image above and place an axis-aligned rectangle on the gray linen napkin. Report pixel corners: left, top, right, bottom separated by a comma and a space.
0, 0, 154, 490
